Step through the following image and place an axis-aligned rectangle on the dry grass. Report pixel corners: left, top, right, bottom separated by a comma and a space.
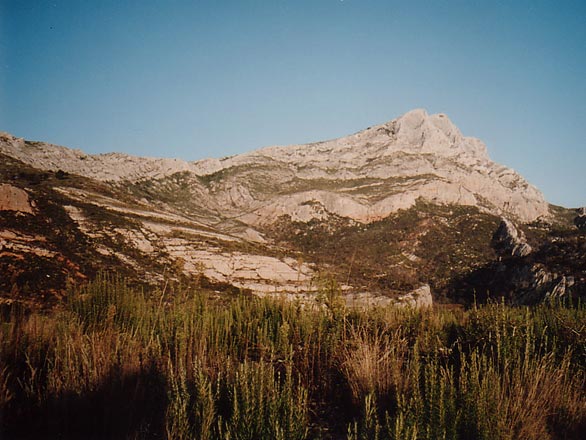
0, 274, 584, 439
341, 325, 408, 403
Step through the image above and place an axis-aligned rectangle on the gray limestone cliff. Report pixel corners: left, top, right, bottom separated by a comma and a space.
0, 110, 555, 303
0, 110, 550, 224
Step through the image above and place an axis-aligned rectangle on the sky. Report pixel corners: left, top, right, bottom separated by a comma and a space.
1, 0, 585, 207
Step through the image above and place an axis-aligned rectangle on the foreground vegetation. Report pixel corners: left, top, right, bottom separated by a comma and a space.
1, 275, 585, 439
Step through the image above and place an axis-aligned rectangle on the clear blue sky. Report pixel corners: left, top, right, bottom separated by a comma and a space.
1, 0, 585, 207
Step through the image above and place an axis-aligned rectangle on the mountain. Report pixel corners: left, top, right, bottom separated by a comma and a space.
1, 109, 549, 222
1, 110, 583, 307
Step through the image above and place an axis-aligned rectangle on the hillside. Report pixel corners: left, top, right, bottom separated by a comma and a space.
1, 110, 584, 307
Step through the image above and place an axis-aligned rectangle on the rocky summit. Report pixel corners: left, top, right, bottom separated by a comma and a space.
0, 110, 584, 307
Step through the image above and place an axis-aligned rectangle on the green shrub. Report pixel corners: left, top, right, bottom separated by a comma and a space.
0, 275, 584, 439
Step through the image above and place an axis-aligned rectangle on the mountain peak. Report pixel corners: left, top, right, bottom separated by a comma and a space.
396, 107, 430, 122
0, 109, 548, 222
379, 109, 487, 161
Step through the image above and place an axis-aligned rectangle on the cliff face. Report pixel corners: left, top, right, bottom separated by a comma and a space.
194, 109, 548, 224
1, 110, 564, 306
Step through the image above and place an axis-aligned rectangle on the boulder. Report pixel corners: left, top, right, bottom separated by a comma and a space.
392, 284, 433, 308
344, 284, 433, 309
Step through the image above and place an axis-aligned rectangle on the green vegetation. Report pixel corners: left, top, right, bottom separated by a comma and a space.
1, 275, 585, 439
268, 201, 501, 296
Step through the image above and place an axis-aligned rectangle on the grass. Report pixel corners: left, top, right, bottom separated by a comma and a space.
1, 274, 585, 439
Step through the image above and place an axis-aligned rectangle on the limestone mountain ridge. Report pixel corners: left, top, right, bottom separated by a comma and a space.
1, 109, 548, 223
2, 109, 582, 307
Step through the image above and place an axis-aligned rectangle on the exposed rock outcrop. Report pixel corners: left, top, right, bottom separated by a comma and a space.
491, 218, 532, 257
451, 220, 586, 305
344, 284, 432, 309
508, 266, 580, 305
0, 184, 34, 214
192, 109, 548, 223
392, 284, 433, 308
0, 131, 195, 183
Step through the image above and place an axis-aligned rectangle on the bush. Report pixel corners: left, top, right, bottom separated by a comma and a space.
0, 275, 584, 439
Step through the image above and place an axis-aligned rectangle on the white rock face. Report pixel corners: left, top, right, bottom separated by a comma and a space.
191, 109, 549, 223
191, 110, 487, 176
178, 249, 314, 294
0, 132, 197, 182
392, 284, 433, 308
0, 110, 549, 223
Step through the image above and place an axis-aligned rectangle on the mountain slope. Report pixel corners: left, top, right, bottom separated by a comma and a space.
1, 110, 577, 307
192, 109, 548, 223
1, 110, 549, 223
